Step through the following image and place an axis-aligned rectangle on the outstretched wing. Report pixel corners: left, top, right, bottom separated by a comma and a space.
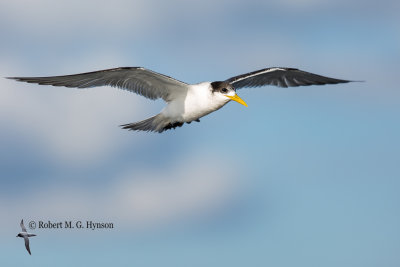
20, 219, 27, 232
24, 237, 31, 255
8, 67, 189, 101
226, 67, 350, 89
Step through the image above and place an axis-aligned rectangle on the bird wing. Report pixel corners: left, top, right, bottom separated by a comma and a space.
226, 67, 350, 89
8, 67, 189, 101
20, 219, 27, 232
24, 236, 31, 255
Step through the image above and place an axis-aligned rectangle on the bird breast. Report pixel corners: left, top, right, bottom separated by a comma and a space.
161, 82, 227, 122
182, 82, 227, 121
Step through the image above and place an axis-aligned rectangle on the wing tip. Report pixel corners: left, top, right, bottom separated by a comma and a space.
5, 77, 35, 83
332, 79, 364, 84
5, 77, 20, 80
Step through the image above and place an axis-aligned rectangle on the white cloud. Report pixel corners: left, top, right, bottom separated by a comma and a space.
0, 0, 238, 40
0, 0, 159, 36
0, 154, 242, 233
0, 59, 157, 165
112, 159, 238, 228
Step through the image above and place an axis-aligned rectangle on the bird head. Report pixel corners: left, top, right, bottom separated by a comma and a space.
211, 81, 247, 107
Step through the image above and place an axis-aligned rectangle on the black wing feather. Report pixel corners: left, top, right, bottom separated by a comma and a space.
7, 67, 188, 101
226, 67, 350, 89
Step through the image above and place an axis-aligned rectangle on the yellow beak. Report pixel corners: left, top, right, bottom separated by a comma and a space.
226, 94, 248, 107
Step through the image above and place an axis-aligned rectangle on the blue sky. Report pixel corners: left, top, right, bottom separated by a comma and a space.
1, 0, 399, 266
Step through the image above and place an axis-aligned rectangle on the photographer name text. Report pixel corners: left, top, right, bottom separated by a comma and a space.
29, 220, 114, 230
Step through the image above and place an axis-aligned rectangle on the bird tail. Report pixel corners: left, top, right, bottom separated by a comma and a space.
120, 114, 184, 133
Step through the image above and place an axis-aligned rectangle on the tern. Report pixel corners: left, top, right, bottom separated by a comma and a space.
8, 67, 351, 133
16, 219, 36, 255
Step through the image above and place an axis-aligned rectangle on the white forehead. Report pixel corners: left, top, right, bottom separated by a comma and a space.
227, 89, 236, 96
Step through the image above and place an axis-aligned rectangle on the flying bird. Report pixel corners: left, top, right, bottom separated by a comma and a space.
16, 219, 37, 255
8, 67, 352, 133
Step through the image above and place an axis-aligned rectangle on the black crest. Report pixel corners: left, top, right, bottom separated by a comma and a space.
211, 81, 234, 93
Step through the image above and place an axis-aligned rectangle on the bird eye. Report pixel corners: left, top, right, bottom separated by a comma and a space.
221, 88, 228, 93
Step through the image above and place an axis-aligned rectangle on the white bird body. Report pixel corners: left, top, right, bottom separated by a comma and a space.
8, 66, 352, 133
163, 82, 230, 122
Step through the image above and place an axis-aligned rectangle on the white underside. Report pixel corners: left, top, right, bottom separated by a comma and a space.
161, 82, 230, 123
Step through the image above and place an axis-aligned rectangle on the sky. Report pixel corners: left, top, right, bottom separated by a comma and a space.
0, 0, 400, 266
